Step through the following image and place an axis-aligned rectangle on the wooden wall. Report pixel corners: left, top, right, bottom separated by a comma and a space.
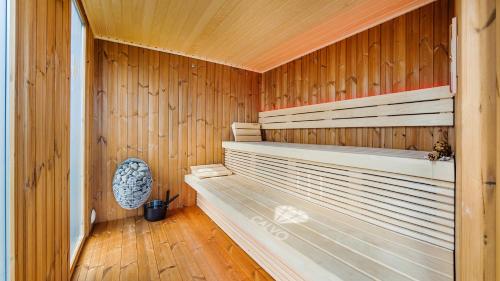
84, 27, 96, 238
91, 40, 260, 223
14, 0, 71, 280
497, 0, 500, 277
260, 0, 454, 152
455, 0, 497, 279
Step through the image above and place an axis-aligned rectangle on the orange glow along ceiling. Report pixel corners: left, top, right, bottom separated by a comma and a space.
81, 0, 433, 73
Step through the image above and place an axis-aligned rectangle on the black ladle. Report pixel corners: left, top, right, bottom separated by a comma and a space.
143, 190, 179, 222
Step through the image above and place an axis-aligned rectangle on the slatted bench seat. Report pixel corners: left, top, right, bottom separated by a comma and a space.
185, 141, 455, 281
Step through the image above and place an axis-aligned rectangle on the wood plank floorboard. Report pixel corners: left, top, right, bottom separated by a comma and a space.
71, 206, 274, 281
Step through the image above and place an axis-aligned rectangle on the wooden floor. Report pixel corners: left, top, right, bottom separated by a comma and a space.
71, 206, 274, 281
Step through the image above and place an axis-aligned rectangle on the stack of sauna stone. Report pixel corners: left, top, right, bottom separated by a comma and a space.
112, 158, 153, 209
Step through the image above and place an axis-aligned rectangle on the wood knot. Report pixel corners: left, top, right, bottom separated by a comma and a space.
97, 136, 107, 145
475, 9, 496, 32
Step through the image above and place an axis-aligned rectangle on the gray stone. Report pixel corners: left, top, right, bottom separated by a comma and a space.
112, 158, 153, 210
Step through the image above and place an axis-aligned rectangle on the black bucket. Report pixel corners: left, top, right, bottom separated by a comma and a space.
143, 190, 179, 222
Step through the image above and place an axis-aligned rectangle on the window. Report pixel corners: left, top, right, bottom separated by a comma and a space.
0, 0, 6, 276
1, 0, 13, 279
69, 0, 86, 264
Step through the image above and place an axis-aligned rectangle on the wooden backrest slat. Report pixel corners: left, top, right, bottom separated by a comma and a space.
231, 122, 262, 141
258, 86, 454, 129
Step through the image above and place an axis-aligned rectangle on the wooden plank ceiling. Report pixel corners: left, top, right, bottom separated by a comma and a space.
81, 0, 432, 72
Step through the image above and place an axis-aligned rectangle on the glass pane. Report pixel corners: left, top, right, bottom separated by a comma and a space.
69, 0, 86, 263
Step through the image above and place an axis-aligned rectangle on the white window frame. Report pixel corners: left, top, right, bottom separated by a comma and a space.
0, 0, 7, 277
2, 0, 15, 280
69, 0, 87, 268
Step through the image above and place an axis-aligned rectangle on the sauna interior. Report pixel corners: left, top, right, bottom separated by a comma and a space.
1, 0, 499, 280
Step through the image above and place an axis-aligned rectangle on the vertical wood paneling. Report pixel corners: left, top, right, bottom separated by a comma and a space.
35, 0, 48, 278
496, 0, 500, 277
205, 62, 214, 164
46, 0, 56, 277
368, 26, 381, 147
168, 54, 179, 209
215, 65, 224, 161
418, 4, 434, 151
107, 43, 119, 221
326, 45, 336, 145
138, 49, 149, 165
392, 15, 407, 149
293, 59, 302, 143
100, 41, 110, 221
127, 46, 139, 160
317, 51, 326, 145
187, 58, 198, 207
404, 9, 419, 151
356, 31, 368, 147
238, 70, 246, 124
54, 1, 66, 278
61, 1, 70, 277
274, 66, 282, 141
197, 60, 206, 162
179, 56, 189, 208
287, 63, 296, 143
137, 48, 149, 216
117, 46, 129, 216
455, 0, 497, 280
92, 40, 260, 222
380, 20, 394, 149
15, 0, 72, 279
345, 37, 356, 146
85, 27, 96, 240
261, 0, 453, 152
282, 68, 288, 142
433, 0, 452, 151
337, 40, 346, 146
308, 52, 318, 144
301, 55, 309, 143
125, 46, 138, 217
158, 52, 170, 212
148, 50, 160, 205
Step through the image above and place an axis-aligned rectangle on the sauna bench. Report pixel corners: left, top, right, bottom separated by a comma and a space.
185, 141, 455, 281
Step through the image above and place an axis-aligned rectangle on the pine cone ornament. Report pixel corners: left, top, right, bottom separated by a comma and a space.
428, 140, 453, 161
427, 151, 440, 161
433, 140, 452, 157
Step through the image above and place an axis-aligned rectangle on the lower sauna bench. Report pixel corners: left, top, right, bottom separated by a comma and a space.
185, 142, 455, 281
